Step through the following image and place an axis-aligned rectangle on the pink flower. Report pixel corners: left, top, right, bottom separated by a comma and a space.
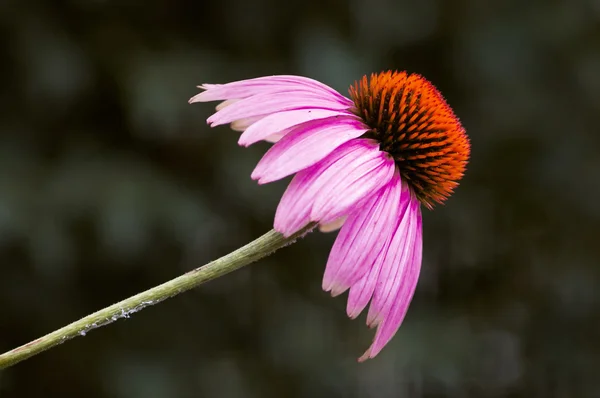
190, 71, 470, 361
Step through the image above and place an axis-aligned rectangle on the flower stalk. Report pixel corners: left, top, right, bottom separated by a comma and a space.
0, 225, 314, 370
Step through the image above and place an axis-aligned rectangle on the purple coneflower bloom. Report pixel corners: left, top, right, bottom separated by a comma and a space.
190, 71, 470, 361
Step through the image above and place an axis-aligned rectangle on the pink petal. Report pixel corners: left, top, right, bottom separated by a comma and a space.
238, 109, 352, 147
207, 91, 350, 127
346, 243, 388, 319
321, 172, 404, 297
189, 75, 351, 105
273, 139, 393, 236
273, 170, 319, 237
346, 184, 411, 320
366, 192, 419, 328
359, 203, 423, 361
251, 117, 367, 184
310, 148, 395, 224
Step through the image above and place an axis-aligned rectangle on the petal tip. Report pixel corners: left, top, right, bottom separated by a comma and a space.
347, 309, 361, 320
250, 169, 262, 181
330, 284, 348, 297
357, 348, 373, 363
237, 137, 251, 147
256, 177, 271, 185
366, 314, 381, 329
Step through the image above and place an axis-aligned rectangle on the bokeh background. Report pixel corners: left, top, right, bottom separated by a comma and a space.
1, 0, 599, 397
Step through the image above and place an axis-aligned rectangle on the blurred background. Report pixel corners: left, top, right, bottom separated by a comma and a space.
1, 0, 599, 397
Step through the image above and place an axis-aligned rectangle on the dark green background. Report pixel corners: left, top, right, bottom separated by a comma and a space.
1, 0, 599, 397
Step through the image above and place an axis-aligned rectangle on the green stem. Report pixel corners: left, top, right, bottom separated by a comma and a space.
0, 225, 314, 370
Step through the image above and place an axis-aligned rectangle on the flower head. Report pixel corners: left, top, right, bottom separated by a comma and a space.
190, 71, 470, 361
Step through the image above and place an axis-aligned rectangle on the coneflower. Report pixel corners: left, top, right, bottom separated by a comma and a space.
190, 71, 470, 361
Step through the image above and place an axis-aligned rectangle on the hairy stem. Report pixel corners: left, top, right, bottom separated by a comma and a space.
0, 225, 314, 370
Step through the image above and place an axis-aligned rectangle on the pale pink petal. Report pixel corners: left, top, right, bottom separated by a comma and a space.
273, 139, 393, 236
238, 109, 352, 147
207, 92, 350, 127
321, 172, 404, 297
319, 216, 347, 233
251, 117, 367, 184
189, 75, 351, 105
359, 203, 423, 361
346, 184, 411, 320
366, 192, 419, 328
346, 243, 388, 319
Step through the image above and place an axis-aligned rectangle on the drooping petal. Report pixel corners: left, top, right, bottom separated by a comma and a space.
189, 75, 352, 105
207, 91, 350, 127
345, 184, 411, 321
361, 210, 422, 360
251, 117, 368, 184
273, 139, 394, 237
346, 245, 387, 320
357, 196, 423, 362
345, 230, 395, 320
238, 109, 352, 147
366, 192, 419, 328
321, 172, 404, 297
